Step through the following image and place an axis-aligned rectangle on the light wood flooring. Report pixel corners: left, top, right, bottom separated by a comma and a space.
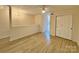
0, 33, 79, 53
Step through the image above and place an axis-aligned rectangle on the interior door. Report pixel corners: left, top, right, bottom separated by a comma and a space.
56, 15, 72, 40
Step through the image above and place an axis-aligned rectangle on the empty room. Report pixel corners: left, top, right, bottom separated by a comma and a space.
0, 5, 79, 53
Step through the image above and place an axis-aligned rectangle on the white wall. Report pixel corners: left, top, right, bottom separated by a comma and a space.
10, 7, 40, 41
10, 25, 39, 41
72, 14, 79, 45
12, 7, 35, 26
50, 15, 55, 36
35, 15, 43, 32
0, 6, 9, 39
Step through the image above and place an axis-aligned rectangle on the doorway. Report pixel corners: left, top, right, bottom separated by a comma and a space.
56, 15, 72, 40
42, 12, 50, 45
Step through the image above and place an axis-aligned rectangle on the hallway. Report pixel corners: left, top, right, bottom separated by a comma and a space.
0, 33, 78, 53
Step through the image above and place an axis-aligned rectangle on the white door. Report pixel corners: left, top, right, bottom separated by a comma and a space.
56, 15, 72, 40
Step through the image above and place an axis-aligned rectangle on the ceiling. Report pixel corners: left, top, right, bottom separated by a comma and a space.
12, 5, 79, 15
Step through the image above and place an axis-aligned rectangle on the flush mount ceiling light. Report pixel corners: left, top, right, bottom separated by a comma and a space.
42, 5, 47, 13
42, 9, 45, 13
41, 5, 54, 15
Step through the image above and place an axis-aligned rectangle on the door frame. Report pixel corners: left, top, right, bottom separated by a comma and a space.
55, 14, 73, 40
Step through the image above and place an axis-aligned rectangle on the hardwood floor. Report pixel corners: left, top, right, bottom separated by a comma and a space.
0, 33, 79, 53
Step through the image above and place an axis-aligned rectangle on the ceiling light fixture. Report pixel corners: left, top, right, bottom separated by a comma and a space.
42, 5, 46, 13
42, 10, 45, 13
